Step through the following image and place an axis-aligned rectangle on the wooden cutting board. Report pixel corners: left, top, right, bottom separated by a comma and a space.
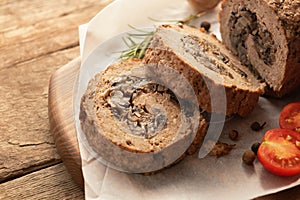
48, 58, 299, 199
48, 57, 83, 189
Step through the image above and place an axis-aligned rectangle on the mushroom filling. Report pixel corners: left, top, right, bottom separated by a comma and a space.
229, 7, 276, 67
101, 75, 179, 139
181, 35, 248, 79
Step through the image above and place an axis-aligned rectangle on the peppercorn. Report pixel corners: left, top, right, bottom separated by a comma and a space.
251, 142, 261, 155
229, 130, 239, 141
251, 121, 266, 131
251, 122, 260, 131
242, 150, 256, 165
200, 21, 211, 32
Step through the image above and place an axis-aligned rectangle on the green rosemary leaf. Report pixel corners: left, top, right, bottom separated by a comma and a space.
148, 17, 179, 23
127, 37, 137, 46
120, 12, 204, 60
127, 24, 151, 33
127, 33, 153, 37
120, 30, 154, 60
180, 14, 198, 24
122, 37, 132, 48
148, 12, 205, 26
137, 34, 153, 59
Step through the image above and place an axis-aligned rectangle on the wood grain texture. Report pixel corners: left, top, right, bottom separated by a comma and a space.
49, 57, 84, 188
0, 163, 83, 200
0, 0, 112, 70
0, 0, 111, 194
0, 46, 80, 183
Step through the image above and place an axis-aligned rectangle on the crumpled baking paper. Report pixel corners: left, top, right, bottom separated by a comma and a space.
74, 0, 300, 199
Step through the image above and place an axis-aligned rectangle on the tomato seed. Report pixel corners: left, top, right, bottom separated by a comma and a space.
285, 118, 292, 123
286, 135, 292, 141
296, 141, 300, 147
281, 159, 287, 167
293, 158, 299, 164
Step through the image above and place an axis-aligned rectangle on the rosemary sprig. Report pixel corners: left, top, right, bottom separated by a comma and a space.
119, 12, 205, 60
119, 28, 154, 60
148, 12, 206, 25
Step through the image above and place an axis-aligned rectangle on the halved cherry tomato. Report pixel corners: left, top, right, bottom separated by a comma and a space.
257, 129, 300, 176
279, 102, 300, 133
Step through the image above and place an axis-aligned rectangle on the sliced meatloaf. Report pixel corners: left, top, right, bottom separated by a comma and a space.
144, 24, 265, 117
219, 0, 300, 97
79, 58, 208, 173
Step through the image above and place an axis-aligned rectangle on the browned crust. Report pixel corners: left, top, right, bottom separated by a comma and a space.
267, 0, 300, 40
79, 59, 209, 173
219, 0, 300, 97
144, 25, 261, 117
186, 116, 208, 155
260, 0, 300, 97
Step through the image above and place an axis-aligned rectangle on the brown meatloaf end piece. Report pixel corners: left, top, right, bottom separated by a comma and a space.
79, 58, 208, 173
219, 0, 300, 97
144, 24, 265, 117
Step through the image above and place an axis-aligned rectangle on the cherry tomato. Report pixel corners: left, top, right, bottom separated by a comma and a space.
257, 129, 300, 176
279, 102, 300, 133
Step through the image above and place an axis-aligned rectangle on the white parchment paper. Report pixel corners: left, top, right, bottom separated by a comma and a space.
74, 0, 300, 199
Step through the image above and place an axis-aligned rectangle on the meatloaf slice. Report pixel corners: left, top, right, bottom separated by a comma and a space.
219, 0, 300, 97
79, 59, 208, 173
144, 24, 265, 117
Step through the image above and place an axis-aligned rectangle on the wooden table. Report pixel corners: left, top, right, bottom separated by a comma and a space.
0, 0, 299, 199
0, 0, 111, 199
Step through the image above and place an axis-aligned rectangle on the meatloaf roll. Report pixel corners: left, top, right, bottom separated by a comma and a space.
80, 59, 208, 173
144, 24, 265, 117
220, 0, 300, 97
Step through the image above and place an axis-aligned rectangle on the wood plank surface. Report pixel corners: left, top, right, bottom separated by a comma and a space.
0, 0, 112, 198
0, 47, 78, 182
49, 57, 83, 187
0, 0, 112, 70
0, 163, 83, 200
